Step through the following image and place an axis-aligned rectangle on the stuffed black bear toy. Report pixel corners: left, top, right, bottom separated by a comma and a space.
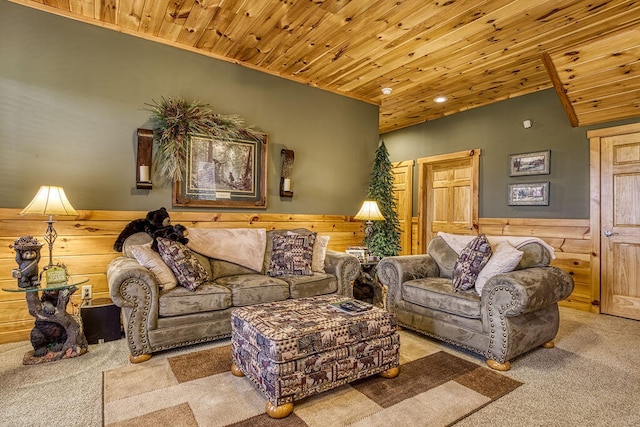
113, 207, 171, 252
151, 224, 189, 252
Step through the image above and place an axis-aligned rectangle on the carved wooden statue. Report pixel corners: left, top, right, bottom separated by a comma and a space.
25, 286, 88, 363
11, 236, 43, 289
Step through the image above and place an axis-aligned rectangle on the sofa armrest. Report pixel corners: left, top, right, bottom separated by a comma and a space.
377, 255, 440, 310
107, 256, 160, 331
482, 266, 575, 317
324, 250, 361, 297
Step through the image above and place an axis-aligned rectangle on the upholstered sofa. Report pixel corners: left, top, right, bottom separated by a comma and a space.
107, 228, 360, 363
377, 234, 574, 370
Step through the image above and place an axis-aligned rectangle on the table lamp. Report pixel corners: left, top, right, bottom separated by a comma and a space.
354, 200, 385, 240
20, 186, 78, 268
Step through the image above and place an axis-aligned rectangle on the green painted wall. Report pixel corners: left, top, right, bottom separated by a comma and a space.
0, 2, 379, 214
382, 89, 639, 219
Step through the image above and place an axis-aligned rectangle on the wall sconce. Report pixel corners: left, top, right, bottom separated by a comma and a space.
136, 128, 153, 189
280, 149, 294, 198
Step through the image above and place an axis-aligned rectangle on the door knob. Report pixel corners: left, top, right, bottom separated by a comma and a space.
603, 230, 618, 237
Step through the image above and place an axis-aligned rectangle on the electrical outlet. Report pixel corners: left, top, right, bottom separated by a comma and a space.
81, 285, 92, 300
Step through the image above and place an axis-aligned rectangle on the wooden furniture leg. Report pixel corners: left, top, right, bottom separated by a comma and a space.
230, 363, 245, 377
266, 401, 294, 419
486, 359, 511, 371
129, 353, 152, 364
379, 366, 400, 378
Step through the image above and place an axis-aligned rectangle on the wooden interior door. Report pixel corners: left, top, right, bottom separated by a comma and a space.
600, 127, 640, 320
391, 160, 414, 255
417, 149, 480, 253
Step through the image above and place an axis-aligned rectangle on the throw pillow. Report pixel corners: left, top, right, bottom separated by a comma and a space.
312, 235, 330, 272
452, 234, 492, 292
475, 242, 524, 295
130, 243, 178, 291
267, 233, 316, 277
157, 237, 209, 291
286, 231, 329, 272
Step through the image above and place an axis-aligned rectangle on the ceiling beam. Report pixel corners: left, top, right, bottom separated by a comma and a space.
541, 52, 579, 127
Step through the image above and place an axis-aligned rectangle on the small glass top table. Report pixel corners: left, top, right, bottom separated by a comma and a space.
2, 276, 89, 365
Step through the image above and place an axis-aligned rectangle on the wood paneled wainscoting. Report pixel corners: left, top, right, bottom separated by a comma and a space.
0, 209, 365, 344
411, 217, 595, 313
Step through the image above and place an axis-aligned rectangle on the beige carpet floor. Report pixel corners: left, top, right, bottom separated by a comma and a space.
102, 331, 521, 426
1, 307, 639, 426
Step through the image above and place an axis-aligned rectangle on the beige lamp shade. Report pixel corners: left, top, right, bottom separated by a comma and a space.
20, 186, 78, 217
354, 200, 385, 221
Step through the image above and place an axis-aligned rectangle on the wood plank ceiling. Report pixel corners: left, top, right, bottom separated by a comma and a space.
10, 0, 640, 133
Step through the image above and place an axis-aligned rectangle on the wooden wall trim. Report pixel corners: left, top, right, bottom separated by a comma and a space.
412, 217, 596, 313
589, 134, 602, 316
0, 208, 365, 344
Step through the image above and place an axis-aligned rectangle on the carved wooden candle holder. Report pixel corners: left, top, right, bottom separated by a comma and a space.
280, 149, 294, 198
136, 128, 153, 190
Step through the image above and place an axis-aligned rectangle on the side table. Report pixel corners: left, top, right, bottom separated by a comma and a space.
2, 277, 89, 365
352, 261, 386, 307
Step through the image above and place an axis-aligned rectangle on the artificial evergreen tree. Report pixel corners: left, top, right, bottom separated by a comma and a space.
365, 141, 401, 257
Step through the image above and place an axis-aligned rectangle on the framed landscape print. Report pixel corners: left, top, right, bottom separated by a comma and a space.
173, 133, 268, 208
509, 150, 550, 176
508, 182, 550, 206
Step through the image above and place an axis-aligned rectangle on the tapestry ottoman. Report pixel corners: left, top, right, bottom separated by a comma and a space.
230, 295, 400, 418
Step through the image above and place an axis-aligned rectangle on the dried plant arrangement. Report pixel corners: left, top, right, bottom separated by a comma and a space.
147, 97, 263, 183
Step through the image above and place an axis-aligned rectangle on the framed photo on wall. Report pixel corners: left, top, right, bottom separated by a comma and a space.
508, 182, 550, 206
509, 150, 550, 176
173, 133, 268, 209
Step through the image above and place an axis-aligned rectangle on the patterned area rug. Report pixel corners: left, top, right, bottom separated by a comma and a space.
103, 333, 521, 426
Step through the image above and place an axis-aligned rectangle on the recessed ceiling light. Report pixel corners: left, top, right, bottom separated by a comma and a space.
381, 87, 393, 95
434, 96, 448, 103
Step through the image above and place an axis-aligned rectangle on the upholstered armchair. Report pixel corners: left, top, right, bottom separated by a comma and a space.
377, 235, 574, 370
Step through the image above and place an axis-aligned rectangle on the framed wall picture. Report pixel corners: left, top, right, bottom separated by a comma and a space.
508, 182, 550, 206
173, 133, 268, 209
509, 150, 550, 176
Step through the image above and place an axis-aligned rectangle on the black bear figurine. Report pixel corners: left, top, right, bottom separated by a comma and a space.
151, 224, 189, 252
113, 207, 171, 252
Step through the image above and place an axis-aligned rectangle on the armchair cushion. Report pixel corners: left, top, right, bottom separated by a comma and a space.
403, 277, 481, 319
452, 235, 492, 291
